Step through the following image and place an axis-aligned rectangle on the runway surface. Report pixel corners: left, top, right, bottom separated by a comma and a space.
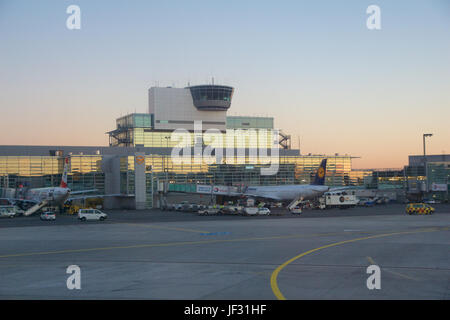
0, 204, 449, 299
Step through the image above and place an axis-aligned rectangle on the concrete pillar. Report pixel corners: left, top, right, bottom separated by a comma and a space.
134, 153, 146, 210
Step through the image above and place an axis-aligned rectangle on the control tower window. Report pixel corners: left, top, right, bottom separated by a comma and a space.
188, 85, 234, 111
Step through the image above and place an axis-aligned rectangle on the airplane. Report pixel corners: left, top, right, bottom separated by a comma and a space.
3, 158, 101, 216
243, 159, 330, 207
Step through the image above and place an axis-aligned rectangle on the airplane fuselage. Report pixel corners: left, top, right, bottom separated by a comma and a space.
245, 185, 330, 201
21, 187, 70, 206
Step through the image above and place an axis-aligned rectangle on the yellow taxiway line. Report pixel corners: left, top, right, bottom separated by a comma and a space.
270, 227, 448, 300
0, 230, 372, 259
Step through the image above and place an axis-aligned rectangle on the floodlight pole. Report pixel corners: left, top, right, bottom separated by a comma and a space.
164, 136, 170, 192
423, 134, 433, 194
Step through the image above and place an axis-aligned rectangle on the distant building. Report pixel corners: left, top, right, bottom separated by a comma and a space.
406, 154, 449, 201
1, 83, 366, 209
364, 154, 449, 202
108, 85, 281, 150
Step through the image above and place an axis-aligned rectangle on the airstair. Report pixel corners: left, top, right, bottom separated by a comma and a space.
24, 200, 48, 216
287, 196, 304, 212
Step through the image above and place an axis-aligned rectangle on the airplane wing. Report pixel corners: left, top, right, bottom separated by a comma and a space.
328, 186, 359, 192
243, 193, 282, 201
66, 194, 133, 202
69, 189, 99, 195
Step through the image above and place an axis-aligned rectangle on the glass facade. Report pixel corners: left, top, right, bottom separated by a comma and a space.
109, 113, 153, 146
2, 150, 447, 208
132, 129, 182, 148
0, 156, 104, 193
188, 85, 234, 111
116, 113, 152, 129
109, 114, 280, 149
428, 163, 449, 185
227, 116, 274, 129
189, 85, 233, 102
111, 128, 278, 150
68, 156, 104, 192
427, 162, 450, 201
120, 155, 357, 187
362, 163, 449, 201
115, 154, 358, 209
368, 169, 407, 190
0, 156, 60, 189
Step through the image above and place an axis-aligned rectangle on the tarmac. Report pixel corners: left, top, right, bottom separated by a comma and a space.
0, 204, 449, 299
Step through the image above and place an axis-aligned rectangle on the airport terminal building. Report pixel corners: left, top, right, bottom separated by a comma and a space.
1, 84, 447, 209
0, 146, 358, 210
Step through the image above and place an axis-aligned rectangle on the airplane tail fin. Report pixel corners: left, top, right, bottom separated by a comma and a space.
60, 157, 69, 188
311, 159, 327, 185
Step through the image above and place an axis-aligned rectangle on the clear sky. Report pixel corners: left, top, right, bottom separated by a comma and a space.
0, 0, 449, 169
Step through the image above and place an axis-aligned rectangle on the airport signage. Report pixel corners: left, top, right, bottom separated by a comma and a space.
431, 183, 447, 192
212, 186, 229, 194
196, 185, 242, 195
196, 185, 212, 194
135, 155, 145, 165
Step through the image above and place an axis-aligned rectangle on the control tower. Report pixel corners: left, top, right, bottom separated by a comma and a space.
188, 85, 234, 111
148, 85, 234, 131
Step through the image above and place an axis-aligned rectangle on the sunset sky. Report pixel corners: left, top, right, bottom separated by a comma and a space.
0, 0, 449, 169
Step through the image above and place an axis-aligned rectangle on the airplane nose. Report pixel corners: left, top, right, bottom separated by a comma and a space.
64, 189, 71, 200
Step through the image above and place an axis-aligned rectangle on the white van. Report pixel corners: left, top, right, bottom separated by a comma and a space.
0, 206, 16, 218
78, 209, 107, 221
257, 207, 271, 215
243, 207, 259, 216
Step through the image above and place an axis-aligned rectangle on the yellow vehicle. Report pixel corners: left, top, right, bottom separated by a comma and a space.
65, 197, 103, 215
406, 203, 435, 215
67, 204, 82, 215
68, 204, 93, 215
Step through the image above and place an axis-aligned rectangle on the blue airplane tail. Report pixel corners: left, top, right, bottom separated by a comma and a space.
311, 159, 327, 185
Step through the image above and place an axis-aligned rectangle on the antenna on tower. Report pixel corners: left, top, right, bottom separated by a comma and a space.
212, 77, 214, 85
